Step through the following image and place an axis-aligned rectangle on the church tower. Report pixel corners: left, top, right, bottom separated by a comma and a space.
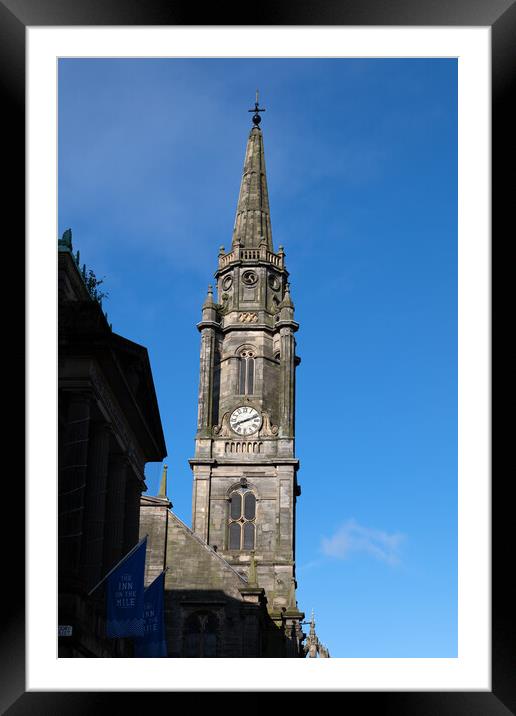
189, 97, 304, 629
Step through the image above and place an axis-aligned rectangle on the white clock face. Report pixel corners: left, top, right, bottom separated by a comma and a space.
230, 406, 262, 436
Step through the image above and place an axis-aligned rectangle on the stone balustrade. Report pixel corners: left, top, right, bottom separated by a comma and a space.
218, 247, 284, 270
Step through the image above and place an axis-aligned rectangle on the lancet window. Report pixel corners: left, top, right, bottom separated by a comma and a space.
228, 486, 256, 551
238, 348, 255, 395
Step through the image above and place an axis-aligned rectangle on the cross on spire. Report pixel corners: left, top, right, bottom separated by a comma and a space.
248, 89, 266, 126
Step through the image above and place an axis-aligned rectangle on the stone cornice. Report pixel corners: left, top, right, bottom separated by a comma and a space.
189, 457, 299, 468
140, 494, 172, 508
188, 458, 217, 466
275, 319, 299, 332
60, 305, 167, 460
238, 586, 265, 597
196, 320, 221, 332
89, 363, 146, 482
269, 608, 305, 621
221, 322, 276, 334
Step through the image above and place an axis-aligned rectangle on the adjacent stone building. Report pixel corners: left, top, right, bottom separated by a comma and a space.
58, 232, 167, 656
141, 102, 329, 657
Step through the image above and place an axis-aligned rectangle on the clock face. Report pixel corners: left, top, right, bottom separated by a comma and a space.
230, 406, 262, 436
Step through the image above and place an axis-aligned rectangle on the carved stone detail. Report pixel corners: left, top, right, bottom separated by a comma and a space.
241, 270, 258, 286
259, 410, 278, 437
222, 274, 233, 291
268, 274, 280, 291
213, 411, 232, 437
238, 312, 258, 323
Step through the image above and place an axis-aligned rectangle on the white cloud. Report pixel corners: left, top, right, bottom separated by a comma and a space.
321, 518, 405, 566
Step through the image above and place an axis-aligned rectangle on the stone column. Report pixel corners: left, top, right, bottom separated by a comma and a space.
123, 470, 143, 554
102, 453, 128, 573
80, 421, 111, 590
59, 392, 91, 588
191, 463, 212, 542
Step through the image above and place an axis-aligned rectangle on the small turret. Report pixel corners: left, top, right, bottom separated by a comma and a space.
279, 282, 295, 322
201, 284, 218, 324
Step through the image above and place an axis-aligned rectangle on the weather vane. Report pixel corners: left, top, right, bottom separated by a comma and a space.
248, 89, 265, 126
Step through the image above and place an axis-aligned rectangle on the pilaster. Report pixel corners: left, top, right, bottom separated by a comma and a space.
123, 469, 144, 553
191, 463, 213, 542
80, 420, 111, 589
59, 391, 92, 589
102, 453, 128, 572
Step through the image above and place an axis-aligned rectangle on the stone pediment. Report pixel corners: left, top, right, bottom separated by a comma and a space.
166, 512, 249, 593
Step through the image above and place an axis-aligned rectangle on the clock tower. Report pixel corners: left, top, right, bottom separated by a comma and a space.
189, 98, 303, 628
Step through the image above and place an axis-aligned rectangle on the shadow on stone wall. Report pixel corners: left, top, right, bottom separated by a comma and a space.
164, 589, 301, 658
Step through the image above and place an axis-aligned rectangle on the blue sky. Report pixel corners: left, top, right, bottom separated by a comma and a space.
58, 57, 457, 658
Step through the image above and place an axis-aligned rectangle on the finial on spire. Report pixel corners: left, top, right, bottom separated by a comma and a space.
282, 282, 294, 309
158, 464, 168, 498
309, 609, 316, 636
202, 283, 216, 311
248, 89, 266, 127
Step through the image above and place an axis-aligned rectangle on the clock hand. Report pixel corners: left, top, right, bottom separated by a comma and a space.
235, 416, 253, 426
234, 415, 258, 426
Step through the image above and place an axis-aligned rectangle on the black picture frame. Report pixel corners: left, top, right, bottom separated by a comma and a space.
5, 0, 512, 711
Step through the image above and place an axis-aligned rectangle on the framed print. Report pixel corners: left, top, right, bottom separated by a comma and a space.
4, 0, 513, 711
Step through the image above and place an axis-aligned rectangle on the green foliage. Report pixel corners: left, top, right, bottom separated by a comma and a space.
84, 269, 109, 303
59, 229, 110, 312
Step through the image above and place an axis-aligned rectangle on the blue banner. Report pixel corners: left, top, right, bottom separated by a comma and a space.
134, 571, 168, 657
106, 537, 147, 638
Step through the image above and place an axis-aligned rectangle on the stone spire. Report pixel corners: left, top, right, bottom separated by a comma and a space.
231, 106, 273, 251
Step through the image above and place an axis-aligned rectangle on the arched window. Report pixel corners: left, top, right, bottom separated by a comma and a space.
228, 486, 256, 550
183, 611, 218, 658
238, 349, 255, 395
